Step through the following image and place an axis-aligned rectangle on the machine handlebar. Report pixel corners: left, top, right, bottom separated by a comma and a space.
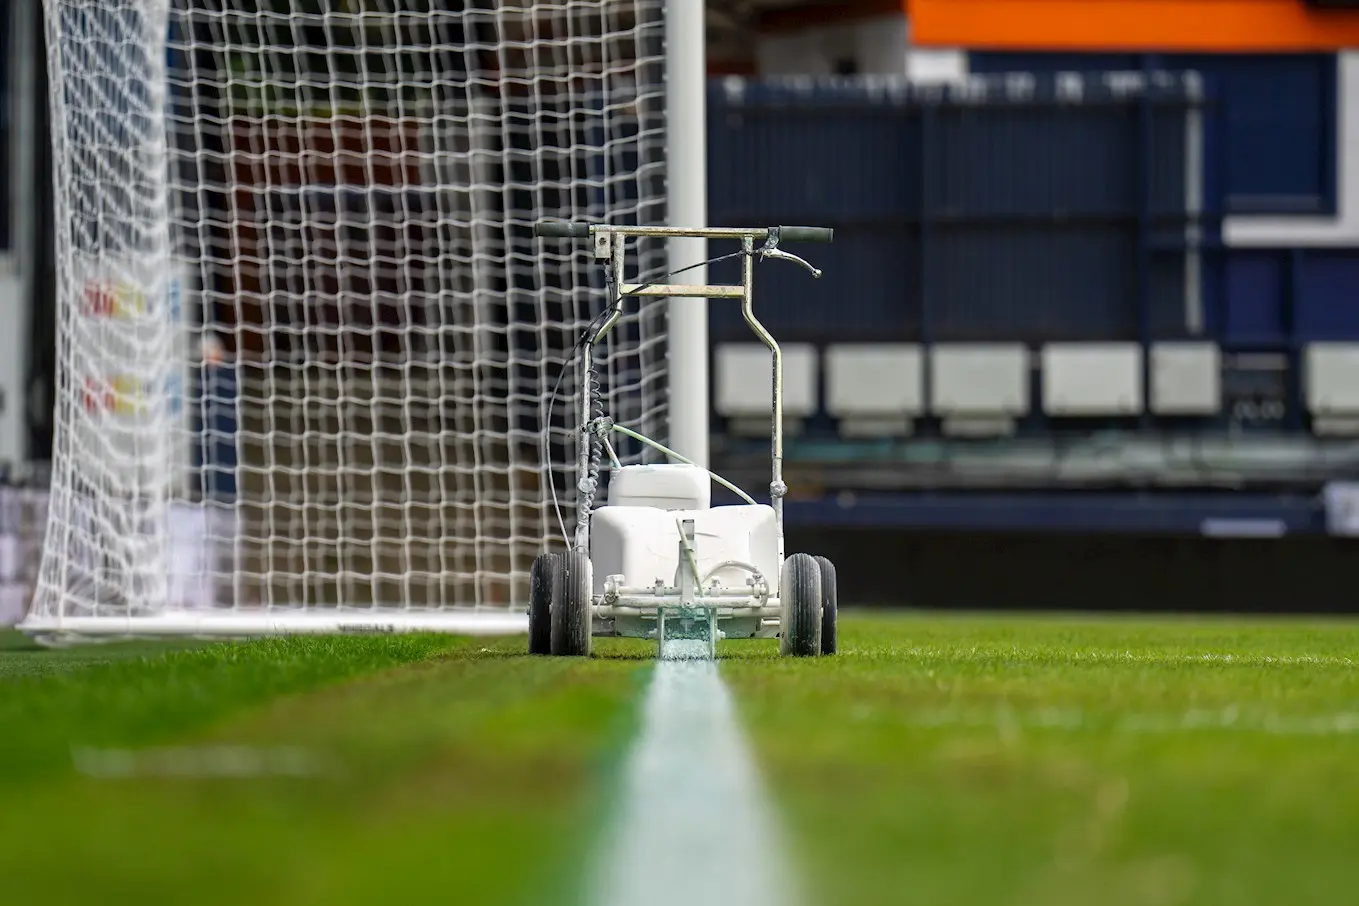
533, 221, 592, 239
532, 222, 834, 243
774, 226, 834, 243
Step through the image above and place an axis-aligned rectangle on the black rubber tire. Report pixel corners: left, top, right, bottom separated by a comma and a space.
814, 555, 838, 656
551, 549, 593, 657
779, 552, 823, 657
528, 552, 560, 655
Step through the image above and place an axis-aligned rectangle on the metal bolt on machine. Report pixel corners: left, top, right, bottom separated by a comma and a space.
529, 222, 838, 660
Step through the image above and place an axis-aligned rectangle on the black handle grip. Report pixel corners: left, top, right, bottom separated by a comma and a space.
777, 226, 834, 243
534, 221, 591, 239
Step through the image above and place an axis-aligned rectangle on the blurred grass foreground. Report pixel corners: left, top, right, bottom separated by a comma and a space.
4, 614, 1359, 906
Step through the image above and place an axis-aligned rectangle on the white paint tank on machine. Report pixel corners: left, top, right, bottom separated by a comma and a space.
607, 463, 711, 510
590, 504, 780, 595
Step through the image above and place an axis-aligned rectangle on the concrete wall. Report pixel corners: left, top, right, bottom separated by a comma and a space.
756, 14, 909, 76
754, 12, 968, 83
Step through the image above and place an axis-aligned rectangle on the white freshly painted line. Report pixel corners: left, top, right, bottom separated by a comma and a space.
589, 640, 797, 906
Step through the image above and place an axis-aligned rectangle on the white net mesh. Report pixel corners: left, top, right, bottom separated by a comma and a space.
27, 0, 670, 635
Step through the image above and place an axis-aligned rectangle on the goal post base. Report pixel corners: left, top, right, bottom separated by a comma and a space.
15, 610, 528, 647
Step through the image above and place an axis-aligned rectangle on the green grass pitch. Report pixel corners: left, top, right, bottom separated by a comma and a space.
3, 613, 1359, 906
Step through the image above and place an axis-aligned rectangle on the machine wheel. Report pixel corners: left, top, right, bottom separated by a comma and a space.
814, 555, 838, 656
551, 549, 593, 657
780, 553, 823, 657
528, 552, 560, 655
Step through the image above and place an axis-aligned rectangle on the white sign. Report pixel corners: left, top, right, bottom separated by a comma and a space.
1324, 482, 1359, 536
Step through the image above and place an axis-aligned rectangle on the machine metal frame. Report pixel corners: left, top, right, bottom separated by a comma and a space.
534, 221, 835, 658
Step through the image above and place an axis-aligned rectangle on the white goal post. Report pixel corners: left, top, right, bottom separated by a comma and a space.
20, 0, 707, 643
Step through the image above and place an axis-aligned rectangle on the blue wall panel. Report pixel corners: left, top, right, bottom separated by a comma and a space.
1218, 251, 1359, 346
707, 87, 921, 222
930, 106, 1142, 215
1171, 54, 1334, 214
708, 75, 1207, 344
707, 225, 920, 341
970, 52, 1337, 215
931, 226, 1137, 340
1295, 252, 1359, 341
1221, 253, 1288, 346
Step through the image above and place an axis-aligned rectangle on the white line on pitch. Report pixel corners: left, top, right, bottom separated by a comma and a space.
588, 640, 797, 906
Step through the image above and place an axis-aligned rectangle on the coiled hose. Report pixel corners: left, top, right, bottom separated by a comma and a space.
576, 357, 607, 522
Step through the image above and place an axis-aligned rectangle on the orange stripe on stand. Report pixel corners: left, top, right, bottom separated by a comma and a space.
909, 0, 1359, 52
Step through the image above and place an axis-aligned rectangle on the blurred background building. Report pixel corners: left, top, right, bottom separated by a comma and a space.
699, 0, 1359, 612
5, 0, 1359, 615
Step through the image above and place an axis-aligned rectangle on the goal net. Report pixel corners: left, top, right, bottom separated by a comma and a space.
22, 0, 670, 640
